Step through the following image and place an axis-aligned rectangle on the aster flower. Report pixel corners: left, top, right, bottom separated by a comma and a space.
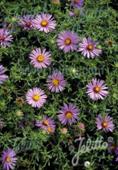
96, 114, 114, 132
78, 37, 102, 58
58, 103, 79, 125
47, 71, 66, 93
35, 116, 55, 134
29, 48, 51, 69
86, 78, 108, 101
0, 64, 8, 84
2, 148, 17, 170
0, 29, 13, 47
71, 0, 84, 8
19, 15, 34, 30
26, 87, 47, 108
33, 13, 56, 33
57, 31, 79, 53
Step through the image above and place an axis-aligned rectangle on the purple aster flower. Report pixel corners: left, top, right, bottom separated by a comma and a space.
78, 37, 102, 58
71, 0, 84, 8
86, 78, 108, 101
35, 116, 55, 134
96, 114, 114, 132
58, 103, 79, 125
26, 87, 47, 108
33, 13, 56, 33
0, 64, 8, 84
47, 71, 66, 93
0, 29, 13, 47
2, 148, 17, 170
19, 15, 34, 30
57, 31, 79, 53
29, 48, 51, 69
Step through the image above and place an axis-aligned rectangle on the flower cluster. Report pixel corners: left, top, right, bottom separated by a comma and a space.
0, 15, 102, 58
35, 116, 56, 134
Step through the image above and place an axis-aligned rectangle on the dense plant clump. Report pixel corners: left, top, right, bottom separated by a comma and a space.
0, 0, 118, 170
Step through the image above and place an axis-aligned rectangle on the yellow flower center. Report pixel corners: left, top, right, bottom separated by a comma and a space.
41, 20, 48, 27
65, 112, 73, 119
32, 94, 40, 101
87, 44, 94, 51
43, 120, 49, 126
5, 155, 11, 163
102, 121, 108, 128
47, 127, 53, 133
65, 38, 72, 45
52, 79, 59, 86
93, 86, 101, 93
37, 55, 45, 62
